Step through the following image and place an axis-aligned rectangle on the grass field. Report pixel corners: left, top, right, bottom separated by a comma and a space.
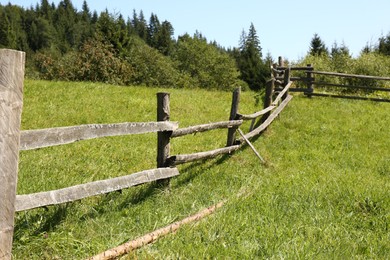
13, 80, 390, 259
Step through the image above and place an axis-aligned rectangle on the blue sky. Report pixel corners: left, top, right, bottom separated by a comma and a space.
3, 0, 390, 61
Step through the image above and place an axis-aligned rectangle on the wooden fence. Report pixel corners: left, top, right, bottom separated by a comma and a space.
0, 49, 293, 259
272, 57, 390, 102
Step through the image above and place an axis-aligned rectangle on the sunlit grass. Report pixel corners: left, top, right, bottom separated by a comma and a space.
13, 80, 389, 259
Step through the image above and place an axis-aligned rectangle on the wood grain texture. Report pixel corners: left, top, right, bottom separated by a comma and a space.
226, 87, 241, 146
304, 92, 390, 102
0, 49, 25, 259
168, 145, 241, 166
15, 168, 179, 212
172, 120, 243, 138
242, 95, 293, 142
272, 81, 292, 106
238, 106, 276, 120
309, 70, 390, 81
20, 121, 178, 150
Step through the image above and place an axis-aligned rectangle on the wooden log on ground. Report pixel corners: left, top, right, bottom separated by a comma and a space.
168, 145, 241, 166
304, 92, 390, 103
20, 122, 178, 150
241, 95, 293, 142
0, 49, 25, 260
237, 106, 276, 120
15, 168, 179, 212
308, 70, 390, 81
89, 200, 226, 260
226, 88, 241, 146
171, 120, 243, 138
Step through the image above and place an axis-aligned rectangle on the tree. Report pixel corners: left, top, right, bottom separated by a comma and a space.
309, 33, 328, 56
236, 23, 268, 90
173, 33, 241, 90
331, 41, 350, 58
377, 34, 390, 56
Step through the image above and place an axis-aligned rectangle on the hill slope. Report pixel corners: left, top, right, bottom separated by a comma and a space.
14, 80, 389, 259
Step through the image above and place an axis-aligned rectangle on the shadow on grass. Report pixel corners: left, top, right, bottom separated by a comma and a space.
14, 203, 73, 240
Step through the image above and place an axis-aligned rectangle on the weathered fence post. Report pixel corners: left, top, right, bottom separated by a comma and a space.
0, 49, 25, 260
283, 67, 291, 100
226, 87, 241, 146
157, 93, 171, 184
306, 64, 314, 97
261, 79, 275, 123
278, 56, 284, 68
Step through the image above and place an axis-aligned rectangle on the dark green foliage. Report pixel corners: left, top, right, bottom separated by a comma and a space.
0, 1, 244, 90
235, 23, 269, 90
377, 33, 390, 56
173, 33, 244, 90
309, 33, 328, 56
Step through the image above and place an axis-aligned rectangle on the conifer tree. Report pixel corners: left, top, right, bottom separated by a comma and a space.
309, 33, 328, 56
237, 23, 268, 90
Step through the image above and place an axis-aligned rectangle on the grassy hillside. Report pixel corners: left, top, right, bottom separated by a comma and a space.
13, 80, 389, 259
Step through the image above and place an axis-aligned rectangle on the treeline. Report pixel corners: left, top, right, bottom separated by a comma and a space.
293, 33, 390, 91
0, 0, 270, 91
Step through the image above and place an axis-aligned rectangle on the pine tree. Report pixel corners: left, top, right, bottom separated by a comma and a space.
237, 23, 268, 90
310, 33, 328, 56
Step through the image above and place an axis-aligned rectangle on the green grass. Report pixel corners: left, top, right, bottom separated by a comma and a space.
13, 80, 389, 259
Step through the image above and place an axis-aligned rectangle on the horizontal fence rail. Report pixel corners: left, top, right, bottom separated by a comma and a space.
15, 168, 179, 212
241, 95, 293, 142
20, 121, 178, 150
171, 120, 243, 138
167, 145, 241, 166
308, 70, 390, 81
3, 49, 297, 258
274, 58, 390, 102
237, 106, 275, 120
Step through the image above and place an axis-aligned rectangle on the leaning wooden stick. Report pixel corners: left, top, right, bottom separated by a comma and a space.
237, 128, 266, 164
89, 200, 226, 260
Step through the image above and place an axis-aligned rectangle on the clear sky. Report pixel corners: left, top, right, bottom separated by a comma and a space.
2, 0, 390, 61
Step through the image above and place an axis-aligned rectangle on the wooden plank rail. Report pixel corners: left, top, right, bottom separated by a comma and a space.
237, 106, 275, 120
314, 81, 390, 92
167, 145, 241, 166
241, 95, 293, 142
304, 92, 390, 103
308, 70, 390, 81
15, 168, 179, 212
272, 81, 292, 106
171, 120, 243, 138
20, 121, 178, 151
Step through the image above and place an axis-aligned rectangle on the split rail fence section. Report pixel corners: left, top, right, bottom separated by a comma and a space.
0, 49, 293, 259
272, 57, 390, 102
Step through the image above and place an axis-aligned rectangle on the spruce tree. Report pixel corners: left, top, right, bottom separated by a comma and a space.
237, 23, 268, 90
310, 33, 328, 56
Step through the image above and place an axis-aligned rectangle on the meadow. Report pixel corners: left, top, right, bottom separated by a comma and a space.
13, 80, 389, 259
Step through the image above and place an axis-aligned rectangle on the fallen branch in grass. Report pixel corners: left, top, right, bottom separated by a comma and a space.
89, 200, 226, 260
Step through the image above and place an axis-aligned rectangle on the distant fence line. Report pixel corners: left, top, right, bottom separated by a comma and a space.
273, 57, 390, 102
0, 49, 293, 259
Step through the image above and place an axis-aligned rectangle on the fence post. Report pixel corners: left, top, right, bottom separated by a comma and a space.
306, 64, 314, 97
157, 92, 171, 184
278, 56, 284, 68
226, 87, 241, 146
0, 49, 25, 260
283, 67, 291, 100
261, 79, 275, 123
